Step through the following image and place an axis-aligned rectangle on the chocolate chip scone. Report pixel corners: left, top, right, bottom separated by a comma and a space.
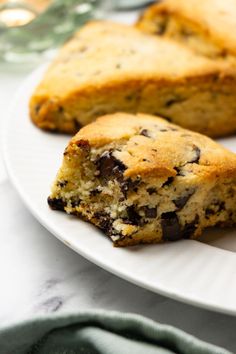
137, 0, 236, 60
48, 112, 236, 247
30, 21, 236, 138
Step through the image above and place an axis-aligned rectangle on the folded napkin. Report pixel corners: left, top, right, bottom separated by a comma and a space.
0, 310, 231, 354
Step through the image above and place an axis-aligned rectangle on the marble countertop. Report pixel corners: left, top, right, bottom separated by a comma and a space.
0, 10, 236, 354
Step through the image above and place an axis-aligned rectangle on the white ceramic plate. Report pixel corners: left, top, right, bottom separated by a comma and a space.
3, 65, 236, 315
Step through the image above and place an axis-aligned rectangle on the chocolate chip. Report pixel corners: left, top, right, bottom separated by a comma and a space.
182, 215, 199, 239
140, 129, 151, 137
75, 139, 90, 152
96, 151, 127, 182
74, 119, 82, 131
125, 94, 134, 101
189, 145, 201, 164
58, 106, 64, 113
155, 20, 167, 35
161, 212, 182, 241
147, 187, 157, 195
90, 188, 102, 197
164, 97, 185, 108
94, 212, 113, 235
71, 199, 81, 208
48, 197, 66, 211
173, 188, 195, 210
120, 178, 141, 197
35, 104, 41, 114
57, 180, 68, 188
174, 167, 185, 177
165, 99, 176, 107
205, 208, 214, 217
180, 27, 194, 38
99, 218, 112, 235
162, 177, 174, 187
205, 201, 225, 218
219, 201, 226, 211
143, 206, 157, 218
126, 206, 141, 225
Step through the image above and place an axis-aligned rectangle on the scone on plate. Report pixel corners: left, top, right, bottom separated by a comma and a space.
30, 21, 236, 138
137, 0, 236, 60
48, 112, 236, 247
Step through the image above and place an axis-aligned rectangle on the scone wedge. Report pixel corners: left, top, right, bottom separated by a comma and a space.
30, 21, 236, 138
137, 0, 236, 60
48, 113, 236, 247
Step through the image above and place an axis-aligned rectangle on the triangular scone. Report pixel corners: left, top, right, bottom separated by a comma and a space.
48, 112, 236, 247
30, 21, 236, 138
137, 0, 236, 60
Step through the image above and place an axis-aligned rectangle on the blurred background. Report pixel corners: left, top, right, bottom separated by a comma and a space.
0, 0, 153, 62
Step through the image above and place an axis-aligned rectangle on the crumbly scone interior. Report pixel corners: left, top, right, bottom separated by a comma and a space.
49, 118, 236, 246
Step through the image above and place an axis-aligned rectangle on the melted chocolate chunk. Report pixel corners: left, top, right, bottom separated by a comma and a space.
189, 145, 201, 164
143, 206, 157, 218
147, 187, 157, 195
205, 201, 225, 218
120, 178, 141, 198
90, 188, 102, 197
173, 189, 195, 210
35, 104, 41, 114
96, 151, 127, 181
162, 176, 174, 187
58, 106, 64, 113
182, 215, 199, 239
57, 180, 68, 188
94, 212, 113, 235
140, 129, 151, 138
180, 27, 194, 38
99, 218, 112, 235
161, 212, 182, 241
74, 119, 82, 131
71, 199, 81, 208
164, 97, 186, 108
174, 167, 185, 177
126, 206, 141, 225
155, 20, 167, 35
48, 197, 66, 211
125, 94, 134, 101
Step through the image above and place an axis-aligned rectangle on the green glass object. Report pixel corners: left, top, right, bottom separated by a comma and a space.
0, 0, 107, 62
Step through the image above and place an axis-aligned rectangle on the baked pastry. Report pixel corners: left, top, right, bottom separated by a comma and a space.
48, 112, 236, 247
30, 21, 236, 138
137, 0, 236, 60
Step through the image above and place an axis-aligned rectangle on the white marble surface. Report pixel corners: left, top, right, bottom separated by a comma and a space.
1, 9, 236, 354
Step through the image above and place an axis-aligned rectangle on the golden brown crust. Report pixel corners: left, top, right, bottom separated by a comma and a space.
137, 0, 236, 57
30, 21, 236, 137
70, 112, 236, 180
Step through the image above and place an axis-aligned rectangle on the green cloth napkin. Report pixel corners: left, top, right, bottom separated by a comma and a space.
0, 310, 232, 354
